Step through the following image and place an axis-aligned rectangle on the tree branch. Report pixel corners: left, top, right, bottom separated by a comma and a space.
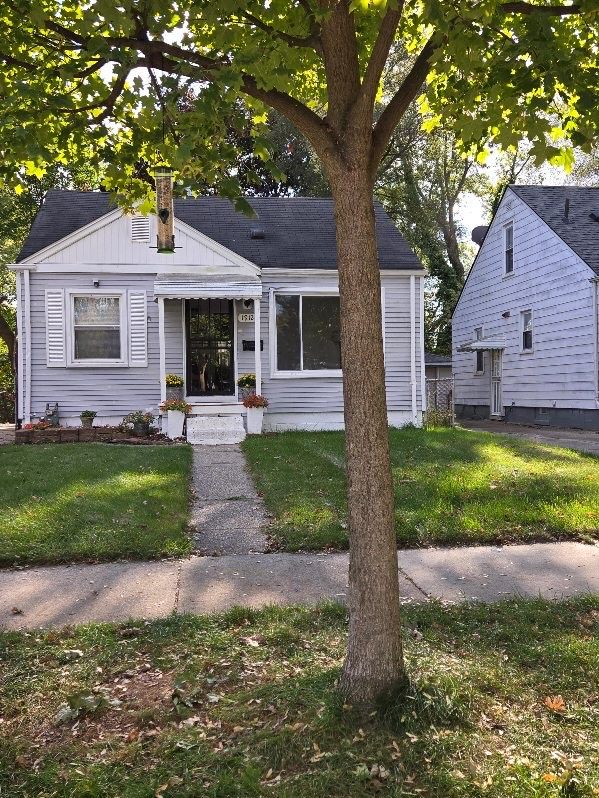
359, 3, 404, 107
240, 11, 322, 53
370, 36, 437, 175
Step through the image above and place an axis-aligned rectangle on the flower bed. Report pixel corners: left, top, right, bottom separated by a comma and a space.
15, 426, 184, 445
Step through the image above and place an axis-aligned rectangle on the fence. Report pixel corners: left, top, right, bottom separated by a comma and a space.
425, 377, 454, 427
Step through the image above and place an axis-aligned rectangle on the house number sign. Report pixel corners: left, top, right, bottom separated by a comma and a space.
238, 313, 254, 323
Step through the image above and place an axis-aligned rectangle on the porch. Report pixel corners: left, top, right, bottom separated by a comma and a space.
154, 274, 263, 443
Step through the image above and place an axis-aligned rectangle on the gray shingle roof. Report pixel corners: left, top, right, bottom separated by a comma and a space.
17, 190, 423, 271
425, 352, 452, 366
510, 185, 599, 276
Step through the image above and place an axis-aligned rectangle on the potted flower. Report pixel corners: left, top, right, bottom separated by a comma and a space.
237, 373, 256, 401
160, 398, 191, 439
79, 410, 97, 429
165, 374, 184, 401
243, 394, 268, 434
123, 410, 154, 437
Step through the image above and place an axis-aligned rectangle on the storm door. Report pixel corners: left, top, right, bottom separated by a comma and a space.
185, 299, 235, 396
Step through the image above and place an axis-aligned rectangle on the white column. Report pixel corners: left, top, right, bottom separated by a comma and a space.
410, 275, 417, 424
158, 297, 166, 403
254, 297, 262, 395
24, 269, 31, 424
15, 271, 24, 423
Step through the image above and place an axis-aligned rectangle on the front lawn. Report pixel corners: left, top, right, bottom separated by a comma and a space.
1, 598, 597, 797
0, 443, 192, 566
243, 427, 599, 551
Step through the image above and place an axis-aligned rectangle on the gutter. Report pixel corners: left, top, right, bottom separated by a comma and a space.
592, 277, 599, 403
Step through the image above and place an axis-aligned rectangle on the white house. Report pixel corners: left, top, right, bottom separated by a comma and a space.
12, 191, 427, 442
453, 185, 599, 430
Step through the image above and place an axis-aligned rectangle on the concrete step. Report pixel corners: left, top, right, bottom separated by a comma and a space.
186, 414, 246, 445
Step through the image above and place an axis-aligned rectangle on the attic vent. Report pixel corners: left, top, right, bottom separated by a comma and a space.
250, 227, 265, 240
131, 215, 150, 243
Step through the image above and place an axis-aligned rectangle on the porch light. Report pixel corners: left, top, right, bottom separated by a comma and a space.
154, 165, 175, 253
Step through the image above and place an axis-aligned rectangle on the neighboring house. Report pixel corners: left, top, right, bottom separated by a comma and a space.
12, 191, 426, 442
453, 186, 599, 431
425, 352, 452, 380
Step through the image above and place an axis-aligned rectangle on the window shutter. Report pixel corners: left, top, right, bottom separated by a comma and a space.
45, 289, 66, 367
131, 215, 150, 243
128, 290, 148, 367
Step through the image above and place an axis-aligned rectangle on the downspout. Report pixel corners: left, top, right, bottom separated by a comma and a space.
592, 277, 599, 405
410, 275, 417, 423
15, 271, 24, 425
24, 268, 31, 424
419, 276, 426, 424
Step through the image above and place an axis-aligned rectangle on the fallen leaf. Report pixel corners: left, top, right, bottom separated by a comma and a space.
544, 695, 566, 713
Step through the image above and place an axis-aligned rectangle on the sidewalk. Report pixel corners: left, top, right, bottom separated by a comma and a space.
1, 541, 597, 630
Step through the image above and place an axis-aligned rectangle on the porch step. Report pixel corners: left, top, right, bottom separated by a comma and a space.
186, 414, 246, 445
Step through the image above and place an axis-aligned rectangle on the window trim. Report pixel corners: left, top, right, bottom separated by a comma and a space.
269, 288, 343, 378
66, 290, 128, 367
503, 221, 514, 276
520, 308, 534, 353
474, 326, 485, 375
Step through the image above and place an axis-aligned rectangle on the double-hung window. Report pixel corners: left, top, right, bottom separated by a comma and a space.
274, 293, 341, 374
521, 309, 533, 352
504, 222, 514, 274
71, 294, 124, 364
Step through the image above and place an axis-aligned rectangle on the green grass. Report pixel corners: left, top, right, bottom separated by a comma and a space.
0, 443, 193, 566
243, 427, 599, 551
1, 598, 597, 797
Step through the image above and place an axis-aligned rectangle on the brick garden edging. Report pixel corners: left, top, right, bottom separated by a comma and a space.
15, 427, 181, 445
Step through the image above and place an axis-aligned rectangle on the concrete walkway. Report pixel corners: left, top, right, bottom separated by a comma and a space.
190, 445, 269, 555
1, 541, 596, 630
461, 420, 599, 456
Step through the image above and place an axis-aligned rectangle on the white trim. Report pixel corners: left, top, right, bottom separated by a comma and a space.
381, 286, 386, 365
19, 208, 123, 265
233, 302, 239, 401
65, 290, 128, 367
592, 278, 599, 399
519, 308, 534, 353
419, 276, 426, 412
254, 298, 262, 395
409, 275, 417, 423
24, 269, 31, 424
181, 298, 187, 392
158, 297, 166, 403
473, 326, 485, 374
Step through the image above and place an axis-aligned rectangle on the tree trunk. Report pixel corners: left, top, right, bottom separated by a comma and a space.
329, 168, 407, 706
0, 307, 15, 374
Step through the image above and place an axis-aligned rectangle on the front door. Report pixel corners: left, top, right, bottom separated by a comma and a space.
185, 299, 235, 396
490, 349, 503, 416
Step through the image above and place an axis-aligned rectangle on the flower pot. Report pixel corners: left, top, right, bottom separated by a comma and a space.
167, 409, 185, 439
166, 385, 184, 401
133, 421, 149, 437
80, 416, 94, 429
246, 407, 264, 435
238, 386, 255, 401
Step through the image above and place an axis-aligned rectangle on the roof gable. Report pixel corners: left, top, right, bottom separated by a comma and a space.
17, 191, 423, 271
510, 185, 599, 276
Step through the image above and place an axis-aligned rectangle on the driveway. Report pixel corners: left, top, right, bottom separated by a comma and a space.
0, 424, 14, 445
460, 420, 599, 456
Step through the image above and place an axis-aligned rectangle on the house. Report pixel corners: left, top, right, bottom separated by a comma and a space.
452, 186, 599, 431
12, 190, 426, 442
424, 352, 452, 380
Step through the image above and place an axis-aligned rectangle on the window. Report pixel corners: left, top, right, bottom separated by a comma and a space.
474, 326, 485, 373
72, 295, 123, 362
274, 293, 341, 373
521, 309, 533, 351
504, 222, 514, 274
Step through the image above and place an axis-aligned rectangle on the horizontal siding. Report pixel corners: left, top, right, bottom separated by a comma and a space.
29, 273, 160, 419
453, 189, 598, 409
164, 299, 184, 377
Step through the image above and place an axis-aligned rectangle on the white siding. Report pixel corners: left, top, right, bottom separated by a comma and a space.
453, 189, 599, 410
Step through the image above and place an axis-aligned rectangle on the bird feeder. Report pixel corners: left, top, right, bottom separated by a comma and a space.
154, 165, 175, 253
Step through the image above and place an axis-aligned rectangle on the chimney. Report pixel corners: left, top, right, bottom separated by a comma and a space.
154, 166, 175, 253
471, 225, 489, 246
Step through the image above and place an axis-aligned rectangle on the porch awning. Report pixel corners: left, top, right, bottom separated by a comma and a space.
458, 338, 506, 352
154, 273, 262, 300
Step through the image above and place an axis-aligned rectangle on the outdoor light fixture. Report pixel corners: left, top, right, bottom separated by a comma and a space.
92, 279, 100, 288
154, 165, 175, 253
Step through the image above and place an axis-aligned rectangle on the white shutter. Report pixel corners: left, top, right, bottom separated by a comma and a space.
45, 289, 66, 367
128, 290, 148, 367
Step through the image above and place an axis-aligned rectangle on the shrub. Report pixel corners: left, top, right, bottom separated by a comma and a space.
79, 410, 97, 419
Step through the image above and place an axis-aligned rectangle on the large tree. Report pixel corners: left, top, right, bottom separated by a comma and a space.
0, 0, 596, 705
